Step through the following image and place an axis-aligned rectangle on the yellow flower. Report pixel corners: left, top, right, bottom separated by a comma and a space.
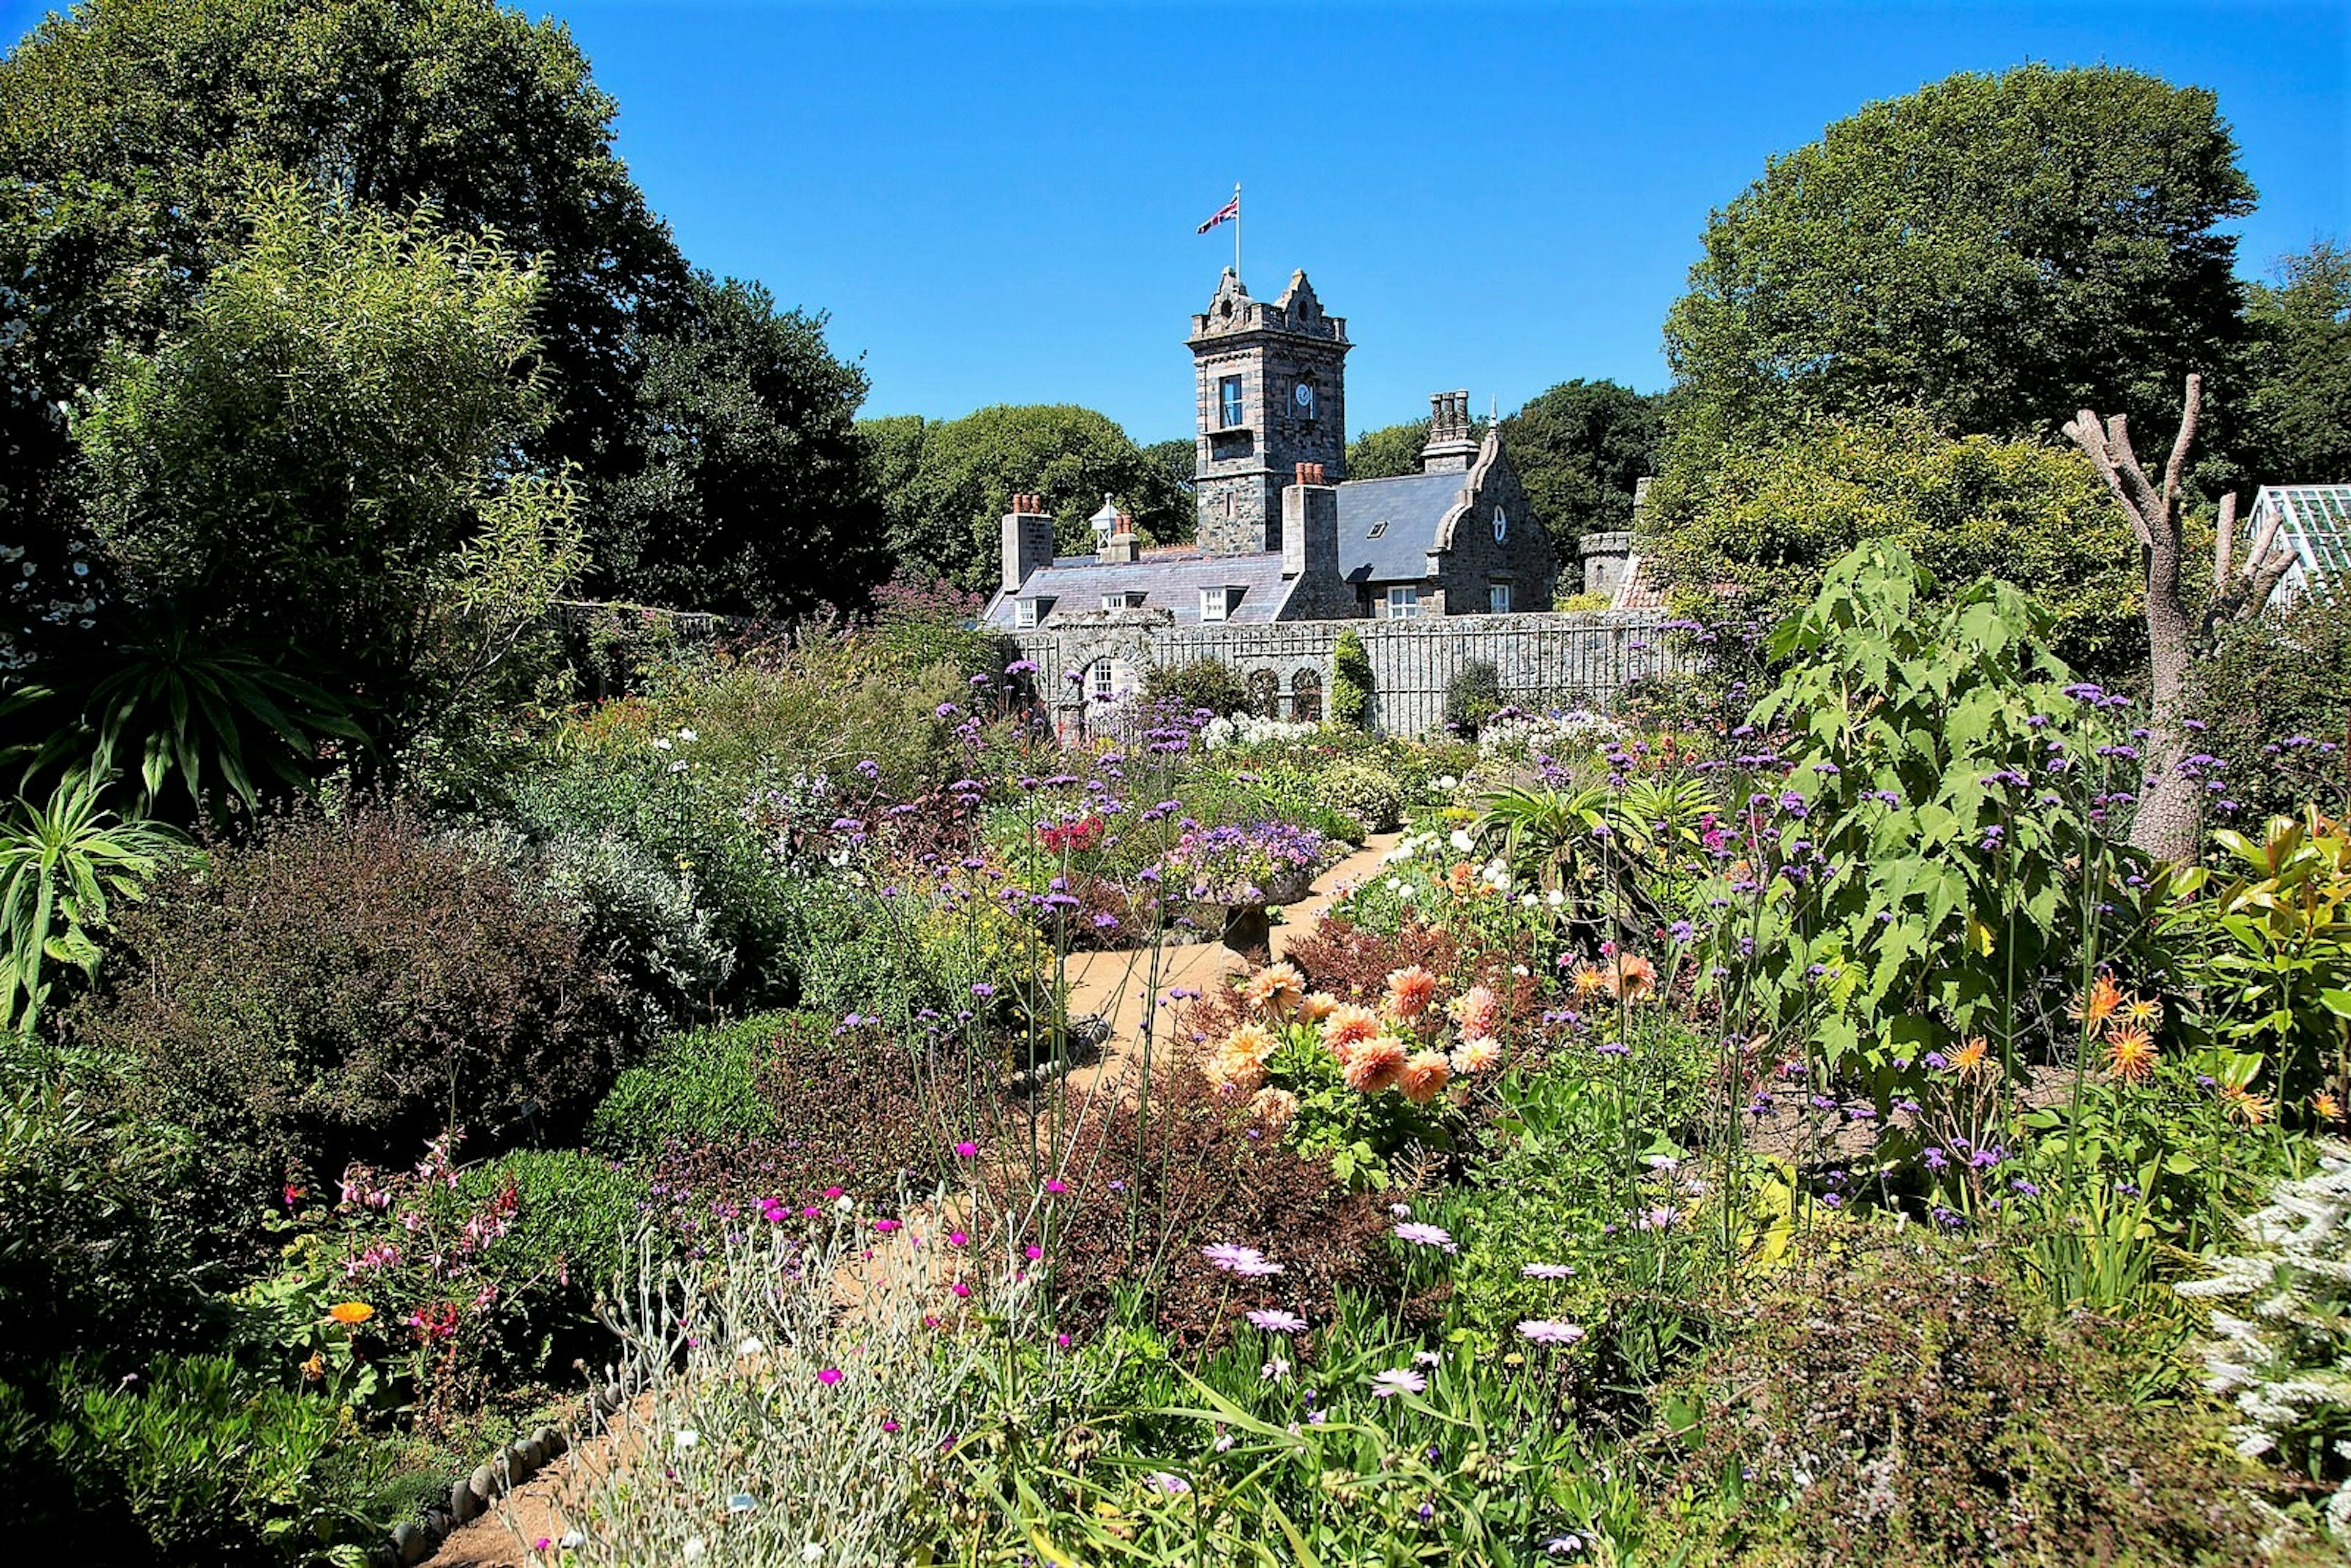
2221, 1084, 2273, 1127
2117, 993, 2163, 1032
2067, 972, 2123, 1033
2102, 1026, 2157, 1084
1569, 964, 1608, 999
328, 1300, 375, 1326
1948, 1037, 2000, 1084
2315, 1092, 2343, 1125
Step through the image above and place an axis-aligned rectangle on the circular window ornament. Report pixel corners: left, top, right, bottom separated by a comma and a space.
1294, 382, 1314, 416
1493, 507, 1508, 542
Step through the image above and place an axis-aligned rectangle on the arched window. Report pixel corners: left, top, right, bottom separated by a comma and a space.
1291, 669, 1322, 723
1247, 669, 1280, 718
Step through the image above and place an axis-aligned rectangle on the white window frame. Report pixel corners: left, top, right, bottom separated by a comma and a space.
1200, 586, 1231, 623
1386, 585, 1420, 620
1014, 597, 1041, 628
1488, 582, 1512, 613
1218, 375, 1245, 429
1089, 659, 1117, 703
1101, 591, 1145, 610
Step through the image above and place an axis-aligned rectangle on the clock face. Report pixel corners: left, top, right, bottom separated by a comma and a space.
1294, 383, 1314, 413
1493, 507, 1508, 542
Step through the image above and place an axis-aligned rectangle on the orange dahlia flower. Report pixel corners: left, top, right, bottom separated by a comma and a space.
1242, 962, 1306, 1018
1322, 1003, 1382, 1062
1384, 966, 1439, 1022
1450, 1036, 1502, 1075
1449, 983, 1501, 1041
1605, 954, 1658, 1004
1295, 991, 1340, 1024
2068, 972, 2124, 1033
1398, 1049, 1452, 1105
2102, 1027, 2157, 1084
1343, 1036, 1408, 1094
1249, 1086, 1300, 1130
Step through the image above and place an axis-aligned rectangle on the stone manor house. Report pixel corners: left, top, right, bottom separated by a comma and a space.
986, 269, 1673, 734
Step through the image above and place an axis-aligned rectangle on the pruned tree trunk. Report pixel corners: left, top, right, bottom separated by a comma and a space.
2063, 374, 2297, 863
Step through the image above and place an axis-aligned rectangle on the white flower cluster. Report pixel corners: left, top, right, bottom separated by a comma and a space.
1201, 713, 1322, 751
2177, 1138, 2351, 1531
1477, 709, 1624, 760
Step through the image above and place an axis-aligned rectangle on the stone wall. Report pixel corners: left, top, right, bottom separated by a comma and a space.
1011, 611, 1684, 737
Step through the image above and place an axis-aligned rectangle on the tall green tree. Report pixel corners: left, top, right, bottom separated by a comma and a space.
882, 404, 1187, 592
62, 184, 580, 801
2240, 241, 2351, 484
1661, 64, 2256, 481
1499, 379, 1663, 553
0, 0, 683, 660
1651, 412, 2144, 686
593, 274, 885, 618
1346, 420, 1431, 481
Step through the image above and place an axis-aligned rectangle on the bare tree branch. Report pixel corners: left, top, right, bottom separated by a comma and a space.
2160, 373, 2202, 519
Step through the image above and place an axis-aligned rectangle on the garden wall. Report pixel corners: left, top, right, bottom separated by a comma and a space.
1010, 612, 1685, 737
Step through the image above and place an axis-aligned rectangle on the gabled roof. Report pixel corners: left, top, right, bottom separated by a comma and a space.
983, 550, 1293, 629
1333, 470, 1468, 583
2253, 486, 2351, 604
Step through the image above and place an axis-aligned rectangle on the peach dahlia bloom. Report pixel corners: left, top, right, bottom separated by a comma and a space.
1343, 1036, 1408, 1094
1322, 1003, 1382, 1062
1397, 1049, 1452, 1105
1450, 1036, 1502, 1075
1249, 1086, 1300, 1130
1295, 991, 1340, 1024
1206, 1021, 1280, 1093
1243, 962, 1306, 1018
1605, 953, 1657, 1003
1383, 965, 1439, 1022
1449, 983, 1501, 1040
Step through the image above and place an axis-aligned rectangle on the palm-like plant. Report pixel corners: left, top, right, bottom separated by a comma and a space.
0, 774, 188, 1032
1472, 776, 1720, 941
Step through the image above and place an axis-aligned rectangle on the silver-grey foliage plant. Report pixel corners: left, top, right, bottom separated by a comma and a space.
2177, 1139, 2351, 1531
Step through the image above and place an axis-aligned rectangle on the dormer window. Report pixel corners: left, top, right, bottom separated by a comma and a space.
1103, 591, 1146, 610
1365, 520, 1389, 541
1015, 596, 1053, 629
1201, 586, 1239, 623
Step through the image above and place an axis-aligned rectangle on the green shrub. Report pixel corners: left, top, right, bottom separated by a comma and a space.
1442, 659, 1505, 737
1651, 1245, 2293, 1566
1142, 658, 1250, 719
2194, 588, 2351, 822
0, 1065, 205, 1382
1331, 629, 1372, 728
591, 1016, 787, 1159
1313, 758, 1405, 836
72, 805, 629, 1236
0, 1354, 378, 1563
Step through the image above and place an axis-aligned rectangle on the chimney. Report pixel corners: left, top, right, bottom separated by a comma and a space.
1001, 492, 1055, 598
1630, 476, 1653, 533
1281, 461, 1344, 615
1420, 389, 1477, 472
1101, 510, 1139, 564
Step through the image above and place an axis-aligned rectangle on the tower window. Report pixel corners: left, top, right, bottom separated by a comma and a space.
1219, 375, 1244, 429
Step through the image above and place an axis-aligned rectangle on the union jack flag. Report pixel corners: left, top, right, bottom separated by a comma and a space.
1195, 195, 1239, 234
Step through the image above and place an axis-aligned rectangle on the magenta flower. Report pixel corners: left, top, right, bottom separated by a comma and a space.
1045, 1179, 1068, 1194
874, 1218, 902, 1233
1370, 1368, 1427, 1398
954, 1141, 979, 1159
947, 1229, 969, 1247
951, 1280, 972, 1298
817, 1367, 844, 1385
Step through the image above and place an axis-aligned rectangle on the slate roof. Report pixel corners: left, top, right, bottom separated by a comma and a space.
983, 550, 1294, 629
1333, 470, 1469, 583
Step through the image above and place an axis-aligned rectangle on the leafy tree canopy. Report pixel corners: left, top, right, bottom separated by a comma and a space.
62, 183, 581, 799
591, 273, 883, 619
1660, 64, 2255, 481
880, 404, 1188, 593
1346, 421, 1430, 481
2240, 241, 2351, 485
1649, 412, 2145, 686
1499, 379, 1663, 551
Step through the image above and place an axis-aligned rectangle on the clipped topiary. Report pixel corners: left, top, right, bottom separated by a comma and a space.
1331, 629, 1372, 729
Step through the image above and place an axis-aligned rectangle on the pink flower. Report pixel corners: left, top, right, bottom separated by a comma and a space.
823, 1187, 844, 1199
947, 1229, 969, 1247
874, 1218, 902, 1233
951, 1280, 973, 1298
1024, 1244, 1043, 1261
1045, 1179, 1068, 1194
882, 1418, 901, 1433
954, 1141, 979, 1159
817, 1367, 844, 1385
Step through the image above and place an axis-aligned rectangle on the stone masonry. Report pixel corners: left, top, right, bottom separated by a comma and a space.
1190, 269, 1349, 555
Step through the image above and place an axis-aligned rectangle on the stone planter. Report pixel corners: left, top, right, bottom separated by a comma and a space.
1182, 865, 1316, 953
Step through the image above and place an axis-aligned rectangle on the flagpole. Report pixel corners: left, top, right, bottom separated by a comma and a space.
1233, 182, 1242, 286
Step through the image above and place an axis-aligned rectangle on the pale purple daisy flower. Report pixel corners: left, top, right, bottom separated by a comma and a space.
1520, 1262, 1574, 1280
1246, 1308, 1307, 1334
1517, 1319, 1586, 1346
1371, 1368, 1427, 1398
1201, 1242, 1273, 1274
1393, 1221, 1455, 1250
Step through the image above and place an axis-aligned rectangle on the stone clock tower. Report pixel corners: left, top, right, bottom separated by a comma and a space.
1188, 269, 1350, 555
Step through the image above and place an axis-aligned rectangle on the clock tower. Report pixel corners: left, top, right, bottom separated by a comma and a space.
1188, 269, 1350, 556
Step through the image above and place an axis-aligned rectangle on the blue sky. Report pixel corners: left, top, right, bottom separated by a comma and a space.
7, 1, 2344, 441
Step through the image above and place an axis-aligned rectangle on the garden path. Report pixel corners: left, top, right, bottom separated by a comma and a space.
422, 832, 1400, 1568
